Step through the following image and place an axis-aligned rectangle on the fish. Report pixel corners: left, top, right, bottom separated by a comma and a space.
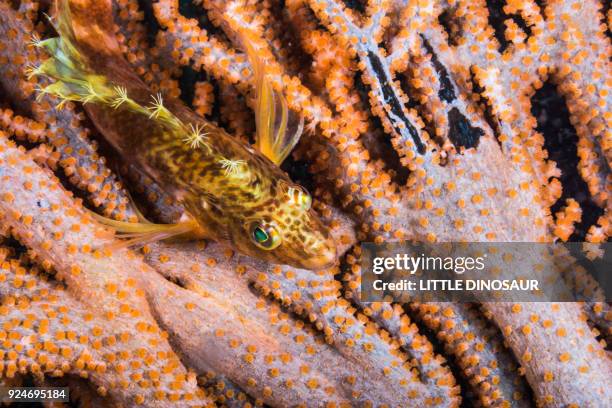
30, 0, 337, 270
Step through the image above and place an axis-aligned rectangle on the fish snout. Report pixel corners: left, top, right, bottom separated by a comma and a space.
300, 239, 337, 270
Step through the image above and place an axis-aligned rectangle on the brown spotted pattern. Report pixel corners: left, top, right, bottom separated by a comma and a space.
139, 118, 336, 269
30, 0, 336, 270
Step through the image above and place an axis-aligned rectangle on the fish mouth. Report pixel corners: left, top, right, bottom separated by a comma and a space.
296, 244, 338, 270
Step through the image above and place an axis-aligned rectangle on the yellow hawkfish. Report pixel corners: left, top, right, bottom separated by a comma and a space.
32, 0, 336, 270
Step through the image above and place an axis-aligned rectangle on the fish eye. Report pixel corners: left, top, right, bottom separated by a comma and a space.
248, 222, 281, 250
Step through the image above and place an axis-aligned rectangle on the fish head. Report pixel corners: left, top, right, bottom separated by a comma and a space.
227, 180, 337, 270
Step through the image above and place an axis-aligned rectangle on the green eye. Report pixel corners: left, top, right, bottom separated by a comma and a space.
253, 227, 268, 243
249, 222, 281, 250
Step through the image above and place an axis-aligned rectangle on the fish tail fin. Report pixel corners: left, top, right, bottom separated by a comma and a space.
29, 0, 113, 108
30, 0, 150, 116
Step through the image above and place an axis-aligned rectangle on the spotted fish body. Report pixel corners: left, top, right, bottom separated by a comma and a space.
33, 0, 336, 270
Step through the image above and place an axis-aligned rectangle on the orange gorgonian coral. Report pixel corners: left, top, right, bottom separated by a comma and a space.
0, 0, 610, 407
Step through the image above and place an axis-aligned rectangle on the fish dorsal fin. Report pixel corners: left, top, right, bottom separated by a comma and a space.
241, 33, 304, 165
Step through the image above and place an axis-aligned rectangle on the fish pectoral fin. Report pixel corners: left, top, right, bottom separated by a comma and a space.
241, 32, 304, 165
89, 210, 202, 249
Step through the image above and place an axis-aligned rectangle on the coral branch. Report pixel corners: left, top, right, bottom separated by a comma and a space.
0, 134, 211, 406
143, 225, 460, 405
482, 302, 612, 407
0, 0, 610, 406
